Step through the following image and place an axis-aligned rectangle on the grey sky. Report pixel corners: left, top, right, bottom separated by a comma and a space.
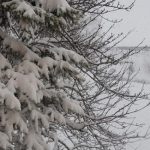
106, 0, 150, 46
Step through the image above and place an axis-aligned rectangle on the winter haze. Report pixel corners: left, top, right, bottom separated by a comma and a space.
106, 0, 150, 46
109, 0, 150, 149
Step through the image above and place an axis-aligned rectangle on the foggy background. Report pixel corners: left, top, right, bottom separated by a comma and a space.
107, 0, 150, 46
106, 0, 150, 149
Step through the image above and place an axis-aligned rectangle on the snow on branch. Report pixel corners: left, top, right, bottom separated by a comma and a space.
38, 57, 57, 79
38, 57, 84, 80
0, 54, 12, 71
44, 89, 85, 115
40, 0, 71, 13
3, 0, 46, 22
0, 131, 13, 150
2, 0, 79, 25
0, 14, 87, 150
62, 97, 85, 115
3, 35, 29, 56
0, 0, 89, 150
49, 47, 88, 65
66, 119, 85, 130
0, 83, 21, 110
16, 60, 41, 78
25, 131, 49, 150
5, 111, 28, 140
23, 49, 40, 62
7, 72, 44, 103
46, 107, 66, 124
0, 28, 7, 39
31, 109, 49, 132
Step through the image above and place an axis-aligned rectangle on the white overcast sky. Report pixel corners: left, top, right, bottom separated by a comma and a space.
105, 0, 150, 46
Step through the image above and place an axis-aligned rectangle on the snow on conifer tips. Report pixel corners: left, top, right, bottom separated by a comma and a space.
0, 34, 87, 149
0, 1, 87, 149
0, 132, 13, 150
0, 83, 21, 110
0, 54, 11, 71
3, 36, 28, 56
2, 0, 80, 28
2, 0, 46, 22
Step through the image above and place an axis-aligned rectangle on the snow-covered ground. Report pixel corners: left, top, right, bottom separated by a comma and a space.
119, 47, 150, 150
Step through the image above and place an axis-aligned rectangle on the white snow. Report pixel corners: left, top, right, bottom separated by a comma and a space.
0, 54, 11, 70
3, 36, 28, 56
31, 109, 49, 131
3, 0, 45, 22
62, 98, 85, 115
40, 0, 71, 12
46, 108, 66, 124
49, 47, 88, 65
0, 84, 21, 110
38, 57, 57, 79
25, 131, 49, 150
7, 72, 44, 103
23, 50, 40, 62
5, 111, 28, 140
17, 60, 41, 78
0, 131, 13, 150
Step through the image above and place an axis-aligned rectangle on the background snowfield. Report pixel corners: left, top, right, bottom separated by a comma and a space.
119, 47, 150, 150
108, 1, 150, 147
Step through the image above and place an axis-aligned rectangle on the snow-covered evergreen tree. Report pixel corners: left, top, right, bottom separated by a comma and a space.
0, 0, 88, 149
